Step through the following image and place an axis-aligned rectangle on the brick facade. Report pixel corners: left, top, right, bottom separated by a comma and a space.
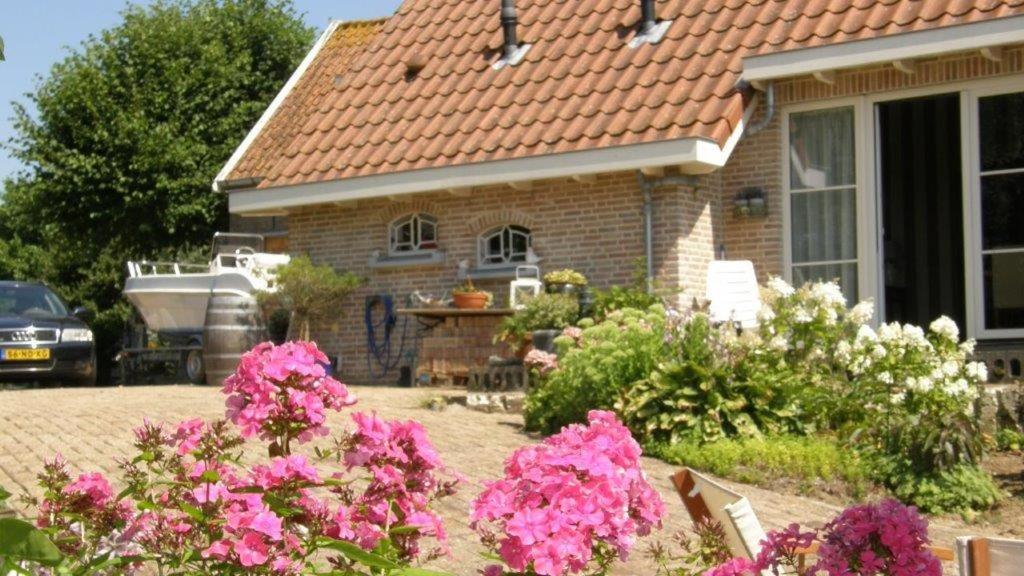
287, 171, 715, 384
269, 46, 1024, 385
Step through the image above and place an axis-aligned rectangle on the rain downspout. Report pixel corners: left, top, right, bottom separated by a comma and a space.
636, 172, 701, 294
744, 81, 775, 136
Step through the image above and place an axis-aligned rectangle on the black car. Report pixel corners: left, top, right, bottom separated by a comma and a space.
0, 281, 96, 386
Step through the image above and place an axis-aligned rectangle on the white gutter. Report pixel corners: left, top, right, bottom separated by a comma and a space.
227, 134, 740, 214
743, 14, 1024, 83
212, 20, 344, 192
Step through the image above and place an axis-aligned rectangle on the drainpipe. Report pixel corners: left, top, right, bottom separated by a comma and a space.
745, 81, 775, 136
636, 171, 701, 294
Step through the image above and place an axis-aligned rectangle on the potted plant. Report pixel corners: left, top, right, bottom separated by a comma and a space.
495, 293, 579, 355
543, 268, 588, 296
255, 255, 362, 341
452, 277, 493, 310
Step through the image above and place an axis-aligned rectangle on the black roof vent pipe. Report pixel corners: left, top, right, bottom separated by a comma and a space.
501, 0, 519, 61
640, 0, 657, 34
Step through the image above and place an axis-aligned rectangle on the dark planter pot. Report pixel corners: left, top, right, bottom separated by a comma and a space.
578, 287, 596, 318
531, 329, 562, 354
546, 283, 584, 297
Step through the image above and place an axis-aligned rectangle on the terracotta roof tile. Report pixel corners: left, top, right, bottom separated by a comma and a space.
227, 1, 1024, 189
228, 19, 387, 184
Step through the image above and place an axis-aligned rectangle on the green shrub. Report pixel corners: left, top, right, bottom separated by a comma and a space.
523, 305, 667, 434
495, 293, 580, 346
996, 428, 1024, 452
875, 460, 1003, 515
650, 436, 870, 494
619, 313, 805, 444
591, 258, 660, 320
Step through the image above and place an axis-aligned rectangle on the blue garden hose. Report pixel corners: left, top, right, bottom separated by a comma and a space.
364, 295, 409, 381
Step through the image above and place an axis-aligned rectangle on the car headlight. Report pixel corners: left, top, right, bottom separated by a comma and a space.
62, 328, 94, 343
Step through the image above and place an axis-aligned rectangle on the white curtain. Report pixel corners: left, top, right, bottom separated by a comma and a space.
789, 107, 858, 301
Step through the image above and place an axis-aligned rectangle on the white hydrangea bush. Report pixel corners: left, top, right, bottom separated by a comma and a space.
752, 277, 987, 429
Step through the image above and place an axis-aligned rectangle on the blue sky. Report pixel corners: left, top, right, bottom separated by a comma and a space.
0, 0, 403, 193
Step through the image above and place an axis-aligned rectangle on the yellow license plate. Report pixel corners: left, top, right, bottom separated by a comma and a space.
1, 348, 51, 361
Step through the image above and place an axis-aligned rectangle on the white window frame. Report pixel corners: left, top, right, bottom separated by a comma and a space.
966, 83, 1024, 339
781, 98, 873, 304
388, 213, 438, 257
477, 225, 532, 268
781, 74, 1024, 339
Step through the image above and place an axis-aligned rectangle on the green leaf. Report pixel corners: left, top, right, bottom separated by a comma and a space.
178, 502, 205, 523
317, 538, 399, 570
394, 568, 456, 576
0, 518, 63, 566
0, 485, 11, 503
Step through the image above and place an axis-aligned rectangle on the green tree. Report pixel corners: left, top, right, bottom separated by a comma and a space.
0, 0, 313, 376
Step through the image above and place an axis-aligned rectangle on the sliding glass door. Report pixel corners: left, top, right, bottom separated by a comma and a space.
974, 90, 1024, 336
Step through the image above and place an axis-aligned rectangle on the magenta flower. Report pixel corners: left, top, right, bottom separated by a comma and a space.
471, 410, 665, 576
703, 557, 758, 576
222, 341, 356, 452
64, 472, 115, 507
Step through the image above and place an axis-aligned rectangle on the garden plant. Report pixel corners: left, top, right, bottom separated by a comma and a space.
523, 277, 1000, 514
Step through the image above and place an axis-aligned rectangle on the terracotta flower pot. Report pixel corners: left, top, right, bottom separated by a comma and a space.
453, 291, 490, 309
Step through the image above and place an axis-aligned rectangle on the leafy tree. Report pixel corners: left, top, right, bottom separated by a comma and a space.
0, 1, 313, 377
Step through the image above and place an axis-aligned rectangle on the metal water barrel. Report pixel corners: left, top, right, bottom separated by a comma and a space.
202, 295, 265, 386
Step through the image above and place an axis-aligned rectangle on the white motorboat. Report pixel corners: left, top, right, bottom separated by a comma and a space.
124, 233, 289, 334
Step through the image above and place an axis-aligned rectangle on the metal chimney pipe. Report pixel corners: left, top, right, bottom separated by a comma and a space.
640, 0, 657, 33
501, 0, 519, 60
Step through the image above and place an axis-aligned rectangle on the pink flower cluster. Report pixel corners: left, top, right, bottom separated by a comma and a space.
707, 500, 940, 576
471, 410, 665, 576
813, 500, 940, 576
703, 557, 759, 576
338, 412, 458, 560
223, 341, 356, 446
524, 349, 559, 375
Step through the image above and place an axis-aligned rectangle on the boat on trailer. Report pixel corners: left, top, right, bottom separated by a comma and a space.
124, 233, 289, 334
121, 233, 289, 384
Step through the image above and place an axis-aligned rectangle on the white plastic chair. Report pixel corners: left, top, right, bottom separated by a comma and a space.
706, 260, 761, 329
956, 536, 1024, 576
672, 468, 769, 561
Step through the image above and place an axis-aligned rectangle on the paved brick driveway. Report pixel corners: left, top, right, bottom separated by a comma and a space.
0, 385, 1000, 574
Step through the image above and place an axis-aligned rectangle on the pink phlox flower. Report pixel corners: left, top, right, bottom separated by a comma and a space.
251, 455, 321, 489
64, 472, 114, 507
471, 410, 664, 576
173, 418, 206, 455
234, 532, 270, 567
703, 557, 759, 576
202, 539, 232, 560
222, 341, 356, 443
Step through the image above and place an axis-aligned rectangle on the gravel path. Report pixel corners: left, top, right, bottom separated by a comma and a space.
0, 385, 1011, 574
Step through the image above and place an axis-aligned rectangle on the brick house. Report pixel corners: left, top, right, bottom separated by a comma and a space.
216, 1, 1024, 384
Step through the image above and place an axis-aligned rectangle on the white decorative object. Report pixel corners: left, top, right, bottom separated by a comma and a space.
509, 266, 543, 309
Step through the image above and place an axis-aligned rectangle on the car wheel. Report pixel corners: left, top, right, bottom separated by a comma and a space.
183, 348, 205, 384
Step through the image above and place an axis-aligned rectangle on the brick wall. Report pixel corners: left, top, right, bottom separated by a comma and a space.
721, 46, 1024, 282
414, 315, 509, 386
288, 170, 713, 384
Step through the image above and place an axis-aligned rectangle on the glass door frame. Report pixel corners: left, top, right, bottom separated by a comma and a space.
782, 74, 1024, 338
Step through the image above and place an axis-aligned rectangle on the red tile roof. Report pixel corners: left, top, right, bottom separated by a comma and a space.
226, 0, 1024, 190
